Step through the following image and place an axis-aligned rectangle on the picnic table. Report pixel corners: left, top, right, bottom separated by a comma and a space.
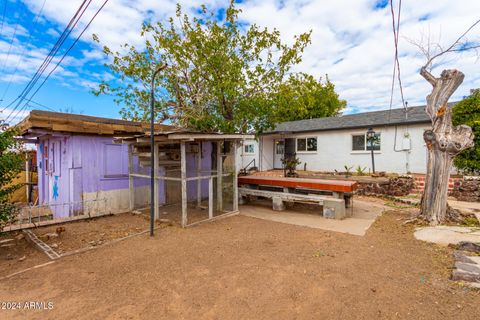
237, 175, 358, 219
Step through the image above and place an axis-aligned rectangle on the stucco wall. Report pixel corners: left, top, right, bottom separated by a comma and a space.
260, 123, 431, 174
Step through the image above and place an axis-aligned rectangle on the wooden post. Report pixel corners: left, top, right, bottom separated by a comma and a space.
197, 142, 202, 207
216, 142, 223, 211
208, 177, 213, 219
232, 141, 238, 211
154, 143, 160, 220
25, 155, 30, 202
180, 141, 187, 227
128, 144, 134, 211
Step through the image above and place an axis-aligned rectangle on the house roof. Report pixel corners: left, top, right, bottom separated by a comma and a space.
264, 105, 434, 135
17, 109, 184, 137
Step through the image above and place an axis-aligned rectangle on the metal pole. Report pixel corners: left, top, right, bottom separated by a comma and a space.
370, 140, 375, 173
150, 64, 167, 237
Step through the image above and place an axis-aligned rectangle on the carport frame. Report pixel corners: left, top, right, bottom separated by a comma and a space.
118, 131, 253, 228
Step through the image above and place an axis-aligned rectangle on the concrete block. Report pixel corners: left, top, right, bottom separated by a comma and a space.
323, 199, 346, 219
238, 196, 247, 205
272, 196, 285, 211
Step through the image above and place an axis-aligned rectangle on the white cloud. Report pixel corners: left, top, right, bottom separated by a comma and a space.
7, 0, 480, 115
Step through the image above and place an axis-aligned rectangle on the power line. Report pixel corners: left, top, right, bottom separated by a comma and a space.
9, 0, 110, 123
0, 0, 47, 103
27, 0, 110, 104
24, 98, 56, 112
3, 0, 90, 120
388, 0, 407, 123
0, 18, 19, 75
0, 0, 7, 38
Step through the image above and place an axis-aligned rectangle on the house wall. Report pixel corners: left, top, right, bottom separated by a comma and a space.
235, 139, 260, 172
260, 123, 431, 174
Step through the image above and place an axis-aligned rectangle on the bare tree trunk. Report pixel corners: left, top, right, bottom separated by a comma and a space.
419, 68, 475, 225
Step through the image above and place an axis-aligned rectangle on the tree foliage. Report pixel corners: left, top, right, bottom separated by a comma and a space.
452, 90, 480, 174
94, 1, 344, 133
0, 126, 23, 229
273, 73, 345, 122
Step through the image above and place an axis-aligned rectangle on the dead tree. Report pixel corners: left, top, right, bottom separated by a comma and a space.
410, 19, 480, 225
419, 67, 474, 224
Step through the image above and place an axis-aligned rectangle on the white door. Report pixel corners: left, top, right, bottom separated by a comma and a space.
273, 140, 284, 169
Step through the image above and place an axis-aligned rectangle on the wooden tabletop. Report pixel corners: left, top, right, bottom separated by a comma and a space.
238, 175, 357, 193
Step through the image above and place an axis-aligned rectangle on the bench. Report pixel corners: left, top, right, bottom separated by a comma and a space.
239, 187, 349, 219
237, 175, 357, 209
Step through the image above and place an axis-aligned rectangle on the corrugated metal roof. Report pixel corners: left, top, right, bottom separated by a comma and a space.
265, 105, 436, 134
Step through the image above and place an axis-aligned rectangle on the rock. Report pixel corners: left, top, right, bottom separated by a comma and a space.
15, 234, 25, 241
0, 238, 14, 244
455, 262, 480, 274
5, 254, 13, 260
18, 256, 26, 262
41, 232, 59, 240
452, 270, 480, 282
50, 243, 58, 249
453, 250, 476, 264
457, 241, 480, 253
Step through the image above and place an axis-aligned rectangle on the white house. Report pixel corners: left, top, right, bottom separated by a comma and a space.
257, 106, 433, 174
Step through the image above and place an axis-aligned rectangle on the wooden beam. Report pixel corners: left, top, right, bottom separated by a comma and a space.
232, 141, 238, 211
154, 142, 160, 220
167, 133, 255, 140
216, 142, 223, 211
197, 141, 202, 207
128, 144, 134, 211
209, 177, 213, 219
180, 141, 187, 227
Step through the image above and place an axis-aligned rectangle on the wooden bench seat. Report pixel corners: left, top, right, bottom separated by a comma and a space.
239, 187, 348, 219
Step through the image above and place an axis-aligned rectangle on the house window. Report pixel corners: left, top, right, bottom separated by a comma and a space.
244, 144, 255, 154
352, 133, 381, 151
296, 137, 317, 152
275, 141, 284, 155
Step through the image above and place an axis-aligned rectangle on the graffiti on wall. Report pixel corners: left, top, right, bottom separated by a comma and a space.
53, 175, 59, 200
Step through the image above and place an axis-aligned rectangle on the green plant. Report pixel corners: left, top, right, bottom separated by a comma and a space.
0, 126, 23, 230
344, 165, 353, 177
282, 157, 301, 177
93, 1, 345, 134
452, 90, 480, 174
355, 165, 367, 176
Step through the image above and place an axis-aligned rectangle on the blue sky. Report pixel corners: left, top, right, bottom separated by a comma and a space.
0, 0, 479, 123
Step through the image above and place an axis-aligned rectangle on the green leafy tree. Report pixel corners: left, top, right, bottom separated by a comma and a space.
452, 90, 480, 174
0, 126, 23, 229
273, 73, 346, 122
94, 2, 343, 133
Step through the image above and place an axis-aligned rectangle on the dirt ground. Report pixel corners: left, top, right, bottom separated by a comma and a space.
1, 205, 479, 319
32, 213, 150, 254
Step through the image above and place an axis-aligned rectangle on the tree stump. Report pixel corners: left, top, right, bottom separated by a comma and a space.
419, 68, 475, 225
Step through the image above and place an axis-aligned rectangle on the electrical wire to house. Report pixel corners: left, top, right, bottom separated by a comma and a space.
5, 0, 110, 123
3, 0, 91, 121
0, 0, 47, 104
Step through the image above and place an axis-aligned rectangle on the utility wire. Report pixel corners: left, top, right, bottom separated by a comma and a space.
0, 18, 19, 75
9, 0, 110, 123
26, 0, 110, 105
0, 0, 47, 103
3, 0, 90, 120
387, 0, 407, 123
0, 0, 7, 38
